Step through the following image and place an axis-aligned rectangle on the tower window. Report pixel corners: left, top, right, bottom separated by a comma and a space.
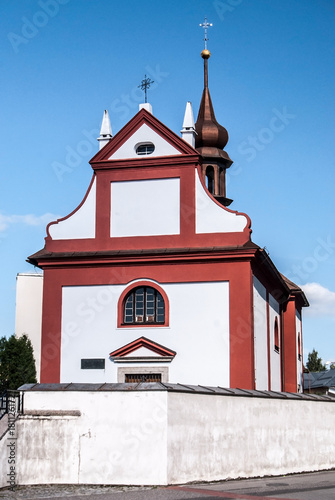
205, 165, 215, 194
124, 286, 165, 324
274, 317, 279, 353
135, 143, 155, 155
298, 334, 302, 361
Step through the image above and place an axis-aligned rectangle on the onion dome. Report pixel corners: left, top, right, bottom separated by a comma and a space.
195, 51, 232, 163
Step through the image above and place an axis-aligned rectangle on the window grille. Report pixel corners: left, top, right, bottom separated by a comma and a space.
124, 286, 165, 324
125, 373, 162, 383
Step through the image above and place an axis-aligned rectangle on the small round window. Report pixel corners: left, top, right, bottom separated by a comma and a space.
135, 143, 155, 155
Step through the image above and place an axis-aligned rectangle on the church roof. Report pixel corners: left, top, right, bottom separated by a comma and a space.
27, 241, 260, 267
281, 274, 309, 307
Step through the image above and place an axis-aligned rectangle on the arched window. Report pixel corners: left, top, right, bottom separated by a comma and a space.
123, 286, 165, 324
274, 317, 279, 353
205, 165, 215, 194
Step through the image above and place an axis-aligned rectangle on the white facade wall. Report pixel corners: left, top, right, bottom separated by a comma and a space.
2, 388, 334, 487
15, 273, 43, 382
253, 276, 268, 390
60, 281, 230, 387
269, 293, 281, 391
252, 278, 281, 391
296, 309, 303, 391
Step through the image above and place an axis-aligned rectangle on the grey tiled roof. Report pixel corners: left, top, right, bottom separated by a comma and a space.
18, 382, 335, 402
303, 369, 335, 390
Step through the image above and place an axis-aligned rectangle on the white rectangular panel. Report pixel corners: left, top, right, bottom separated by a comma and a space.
111, 178, 180, 237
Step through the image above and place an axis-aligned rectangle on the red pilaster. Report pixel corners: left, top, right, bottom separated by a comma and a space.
282, 297, 297, 392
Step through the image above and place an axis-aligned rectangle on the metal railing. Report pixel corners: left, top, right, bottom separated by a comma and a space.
0, 390, 23, 420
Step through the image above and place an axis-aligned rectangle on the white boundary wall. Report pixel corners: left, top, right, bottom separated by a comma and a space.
1, 387, 334, 488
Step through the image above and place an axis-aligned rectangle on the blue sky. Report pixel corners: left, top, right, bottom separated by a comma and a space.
1, 0, 335, 365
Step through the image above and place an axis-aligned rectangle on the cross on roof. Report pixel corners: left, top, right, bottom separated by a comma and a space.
138, 75, 154, 103
199, 16, 213, 50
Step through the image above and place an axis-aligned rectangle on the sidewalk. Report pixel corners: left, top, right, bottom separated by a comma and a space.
2, 470, 335, 500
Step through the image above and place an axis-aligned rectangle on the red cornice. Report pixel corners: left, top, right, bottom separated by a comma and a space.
90, 154, 201, 171
28, 245, 259, 269
90, 108, 198, 165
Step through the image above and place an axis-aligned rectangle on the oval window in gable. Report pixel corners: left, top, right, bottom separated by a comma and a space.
135, 142, 155, 155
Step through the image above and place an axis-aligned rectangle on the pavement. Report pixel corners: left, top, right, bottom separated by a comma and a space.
1, 470, 335, 500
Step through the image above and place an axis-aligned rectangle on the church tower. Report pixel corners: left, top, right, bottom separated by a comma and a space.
195, 30, 233, 206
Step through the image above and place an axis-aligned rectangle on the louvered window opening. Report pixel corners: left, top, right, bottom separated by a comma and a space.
124, 286, 165, 324
125, 373, 162, 383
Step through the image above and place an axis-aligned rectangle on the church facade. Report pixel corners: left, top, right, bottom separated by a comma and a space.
27, 50, 307, 392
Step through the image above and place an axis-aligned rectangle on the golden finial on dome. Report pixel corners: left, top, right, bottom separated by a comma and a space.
201, 49, 211, 59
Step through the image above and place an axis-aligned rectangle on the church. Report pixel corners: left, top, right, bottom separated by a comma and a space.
24, 46, 308, 393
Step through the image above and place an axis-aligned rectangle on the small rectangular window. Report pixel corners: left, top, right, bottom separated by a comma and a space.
81, 358, 105, 369
125, 373, 162, 383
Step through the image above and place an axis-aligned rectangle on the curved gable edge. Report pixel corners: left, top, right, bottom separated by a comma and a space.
195, 167, 252, 238
47, 176, 96, 241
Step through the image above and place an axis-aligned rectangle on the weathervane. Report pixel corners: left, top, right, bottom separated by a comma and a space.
199, 16, 213, 50
138, 74, 154, 103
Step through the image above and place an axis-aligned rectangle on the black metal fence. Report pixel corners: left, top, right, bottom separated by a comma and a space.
0, 390, 23, 420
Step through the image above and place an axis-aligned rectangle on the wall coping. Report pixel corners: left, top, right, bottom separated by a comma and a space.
18, 382, 335, 402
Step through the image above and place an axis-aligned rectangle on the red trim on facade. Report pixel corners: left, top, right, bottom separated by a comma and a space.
91, 154, 201, 171
110, 336, 176, 358
282, 297, 298, 392
229, 261, 254, 389
117, 280, 170, 328
40, 268, 62, 383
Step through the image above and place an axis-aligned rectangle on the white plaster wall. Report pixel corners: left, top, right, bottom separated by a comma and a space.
15, 273, 43, 382
269, 294, 281, 391
60, 281, 230, 387
253, 276, 268, 390
48, 178, 96, 240
18, 390, 168, 486
0, 418, 10, 489
6, 389, 335, 486
109, 123, 181, 159
167, 392, 335, 484
195, 171, 248, 234
296, 309, 303, 392
111, 178, 180, 237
